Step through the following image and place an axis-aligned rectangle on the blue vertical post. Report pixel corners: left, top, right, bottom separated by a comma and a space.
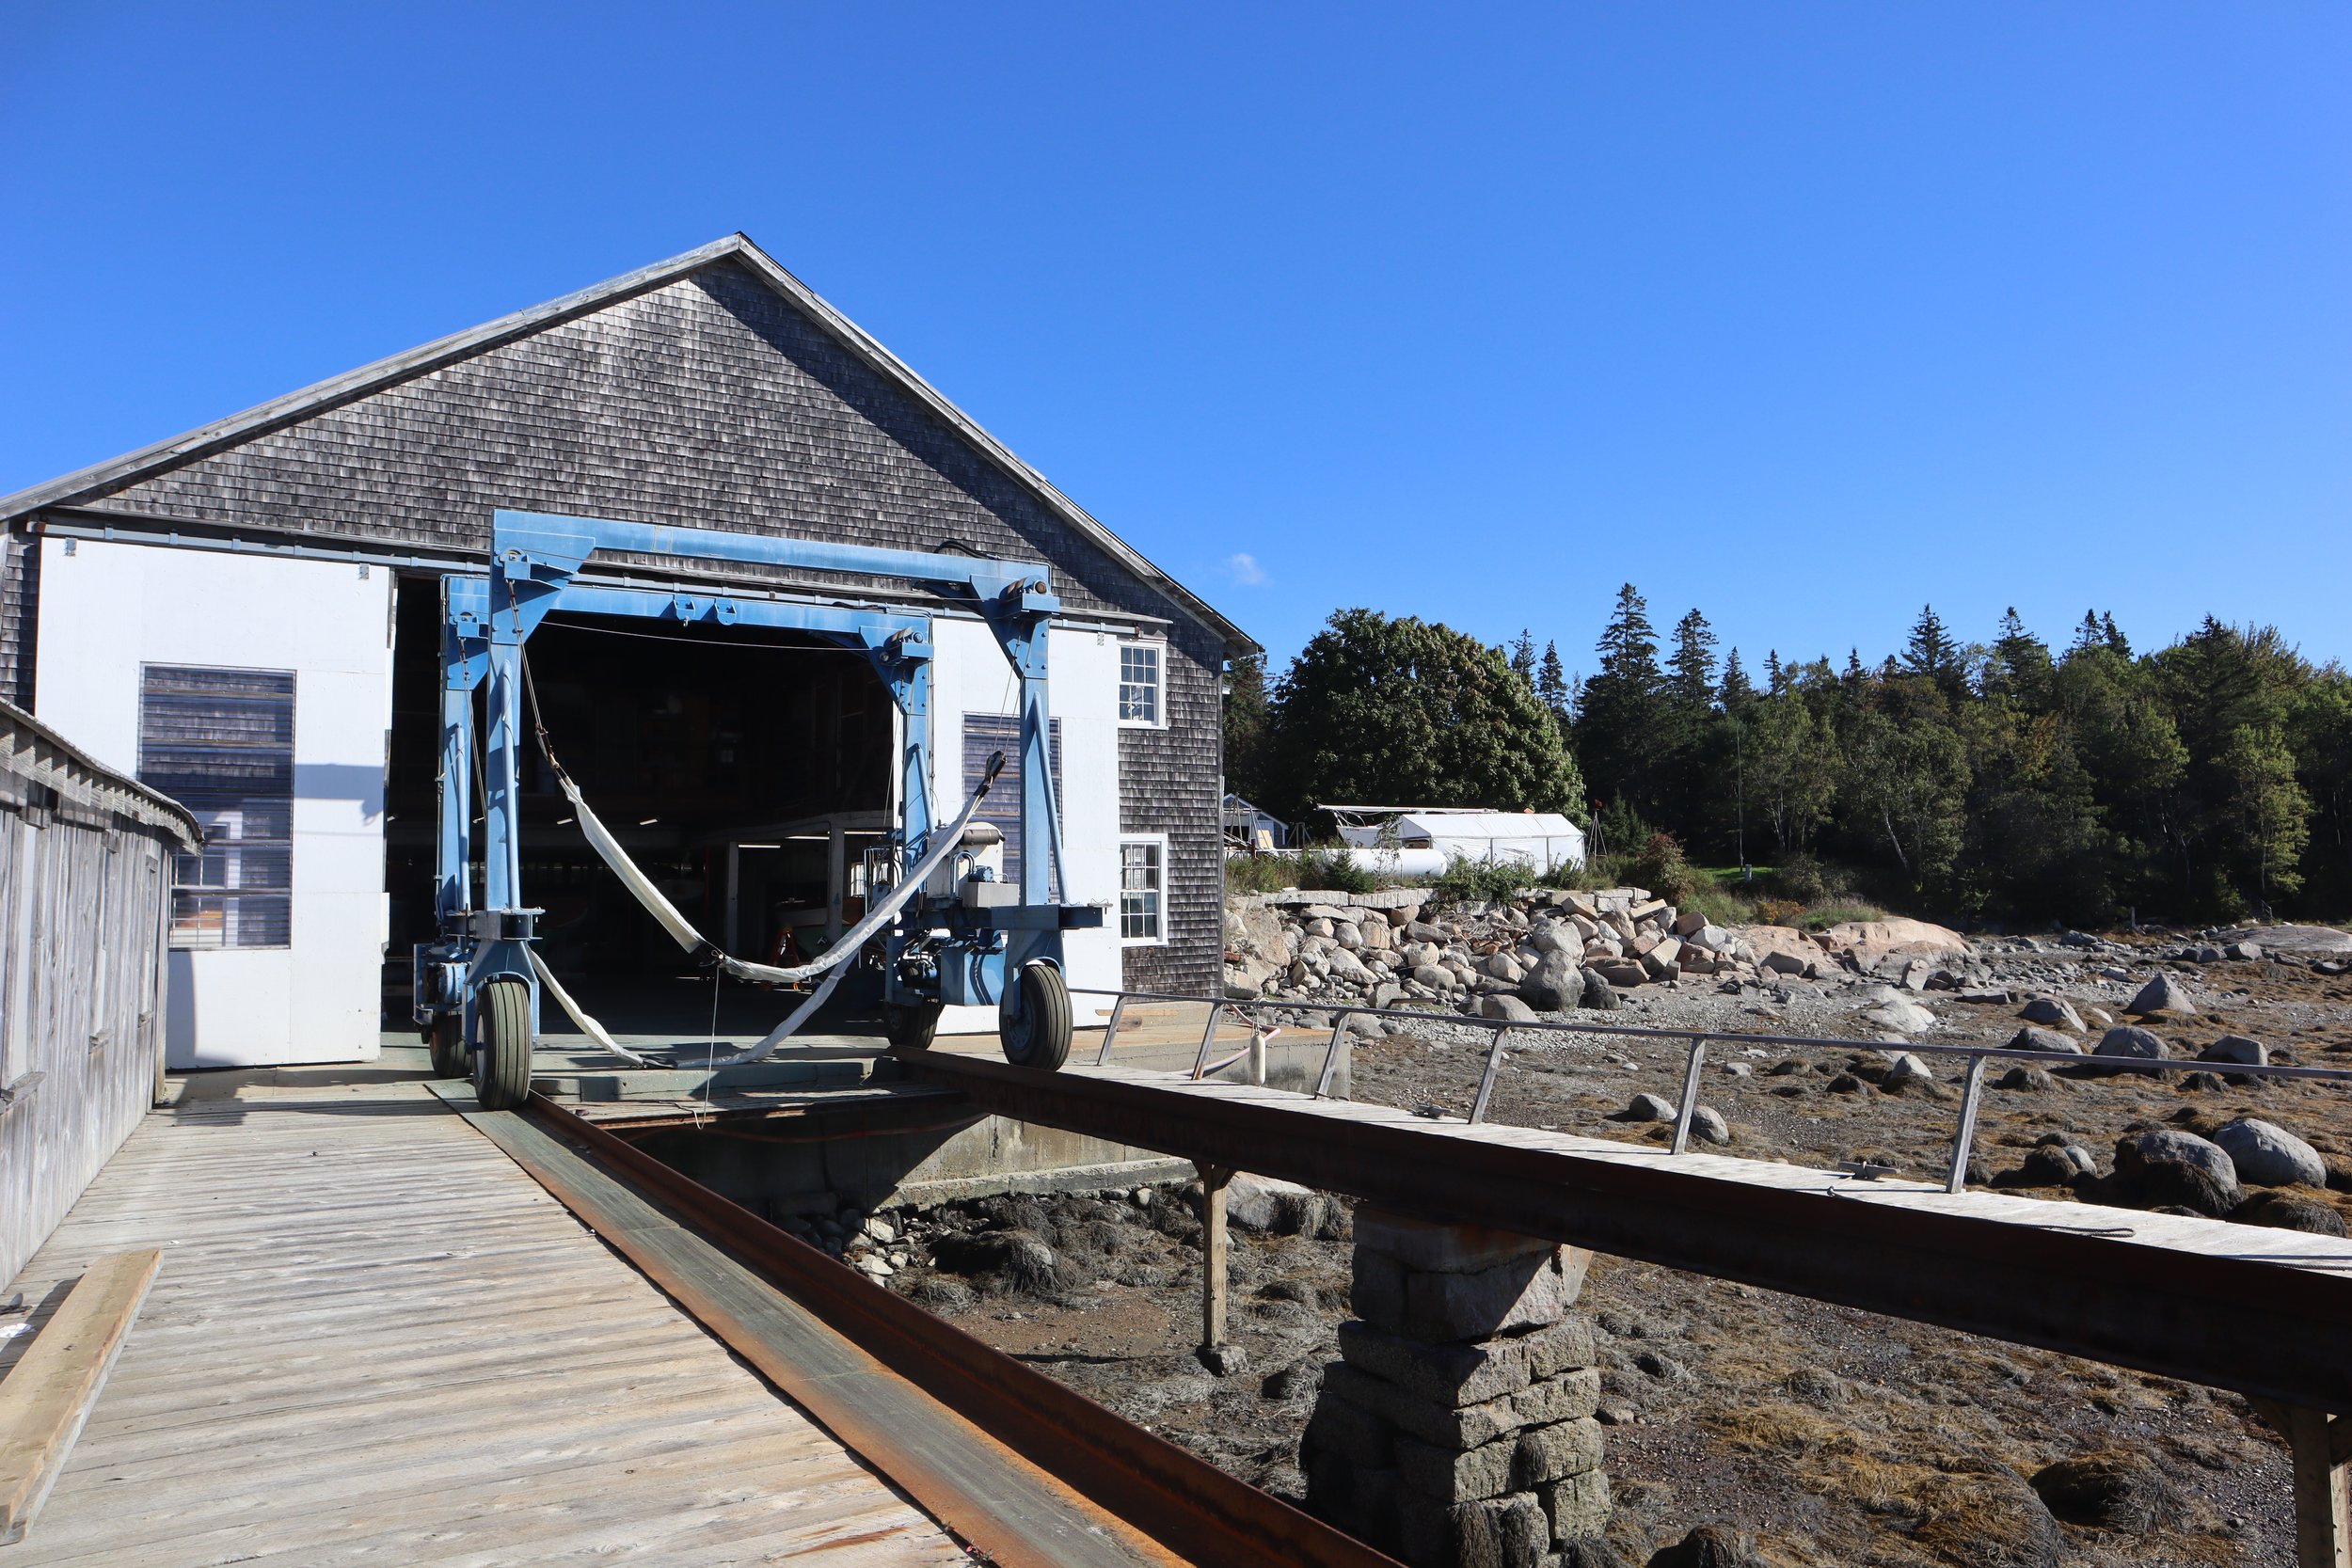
482, 636, 522, 913
898, 654, 933, 855
1017, 647, 1054, 905
436, 618, 473, 927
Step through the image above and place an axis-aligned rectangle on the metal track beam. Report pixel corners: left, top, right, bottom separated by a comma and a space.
499, 1091, 1395, 1568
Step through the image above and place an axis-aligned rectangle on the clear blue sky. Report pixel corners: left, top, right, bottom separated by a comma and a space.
4, 4, 2345, 681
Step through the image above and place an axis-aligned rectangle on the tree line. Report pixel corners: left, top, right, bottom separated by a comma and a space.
1224, 591, 2352, 926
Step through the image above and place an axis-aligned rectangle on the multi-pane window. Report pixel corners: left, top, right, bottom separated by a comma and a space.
1118, 641, 1162, 725
1120, 839, 1164, 942
138, 665, 295, 948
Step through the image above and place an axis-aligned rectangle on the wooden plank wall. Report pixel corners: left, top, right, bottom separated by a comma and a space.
0, 764, 176, 1286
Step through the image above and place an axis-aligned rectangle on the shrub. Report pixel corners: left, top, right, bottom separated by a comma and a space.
1224, 853, 1296, 895
1433, 853, 1529, 905
1623, 832, 1705, 907
1295, 844, 1375, 895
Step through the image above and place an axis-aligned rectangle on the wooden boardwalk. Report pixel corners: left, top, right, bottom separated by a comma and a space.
0, 1062, 968, 1566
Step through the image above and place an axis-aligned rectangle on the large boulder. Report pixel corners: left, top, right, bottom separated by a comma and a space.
1479, 992, 1539, 1024
2211, 1117, 2326, 1188
2113, 1129, 2241, 1216
1861, 995, 1936, 1036
2126, 972, 2197, 1017
1813, 916, 1969, 967
1518, 950, 1585, 1012
1578, 967, 1621, 1010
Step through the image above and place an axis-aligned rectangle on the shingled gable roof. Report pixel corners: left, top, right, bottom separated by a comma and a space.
0, 232, 1254, 655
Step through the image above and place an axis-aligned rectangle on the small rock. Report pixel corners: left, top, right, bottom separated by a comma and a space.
1997, 1066, 2058, 1092
1622, 1092, 1677, 1122
2090, 1025, 2170, 1075
2211, 1117, 2327, 1187
2029, 1449, 2172, 1532
2127, 973, 2198, 1017
1260, 1359, 1324, 1400
1688, 1106, 1730, 1145
2007, 1026, 2082, 1055
1479, 992, 1539, 1024
1196, 1342, 1250, 1377
2019, 995, 2086, 1031
2198, 1034, 2269, 1068
1648, 1525, 1765, 1567
1879, 1051, 1937, 1089
2234, 1191, 2349, 1236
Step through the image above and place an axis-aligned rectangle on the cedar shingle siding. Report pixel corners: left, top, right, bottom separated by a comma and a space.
33, 258, 1230, 996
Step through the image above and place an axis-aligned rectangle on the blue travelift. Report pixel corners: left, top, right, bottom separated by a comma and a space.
411, 508, 1101, 1107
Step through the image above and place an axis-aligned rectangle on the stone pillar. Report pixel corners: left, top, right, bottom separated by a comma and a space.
1302, 1210, 1608, 1568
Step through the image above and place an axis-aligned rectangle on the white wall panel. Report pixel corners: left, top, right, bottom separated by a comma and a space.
36, 540, 393, 1066
928, 616, 1120, 1033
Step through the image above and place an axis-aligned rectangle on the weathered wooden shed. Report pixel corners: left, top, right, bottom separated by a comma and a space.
0, 699, 199, 1284
0, 234, 1252, 1067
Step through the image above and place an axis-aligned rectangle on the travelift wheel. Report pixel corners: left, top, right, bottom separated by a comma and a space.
883, 1001, 943, 1052
428, 1013, 469, 1079
999, 962, 1072, 1071
472, 977, 534, 1110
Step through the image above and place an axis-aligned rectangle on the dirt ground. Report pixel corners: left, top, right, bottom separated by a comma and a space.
875, 934, 2349, 1567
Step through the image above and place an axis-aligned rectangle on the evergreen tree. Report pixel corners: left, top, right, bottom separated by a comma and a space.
2102, 612, 2130, 657
1573, 585, 1667, 817
1903, 605, 1965, 696
1536, 641, 1570, 721
1719, 648, 1756, 715
1221, 652, 1272, 804
1667, 610, 1719, 712
1985, 608, 2054, 704
2072, 610, 2106, 654
1763, 649, 1787, 694
1508, 630, 1536, 681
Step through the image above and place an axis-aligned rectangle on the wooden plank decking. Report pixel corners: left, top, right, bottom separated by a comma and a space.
0, 1063, 969, 1566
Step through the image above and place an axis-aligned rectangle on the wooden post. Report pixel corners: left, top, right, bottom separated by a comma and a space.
2252, 1399, 2350, 1568
1200, 1164, 1232, 1352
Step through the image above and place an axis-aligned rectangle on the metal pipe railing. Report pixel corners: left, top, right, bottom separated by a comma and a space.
1072, 986, 2349, 1192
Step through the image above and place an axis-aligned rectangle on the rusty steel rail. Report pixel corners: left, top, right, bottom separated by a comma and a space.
901, 1049, 2352, 1416
1079, 986, 2352, 1196
508, 1090, 1395, 1568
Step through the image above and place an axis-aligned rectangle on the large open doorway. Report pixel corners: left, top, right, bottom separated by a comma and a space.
384, 575, 895, 1040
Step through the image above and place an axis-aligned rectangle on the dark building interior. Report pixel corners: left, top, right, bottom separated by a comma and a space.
383, 575, 893, 1035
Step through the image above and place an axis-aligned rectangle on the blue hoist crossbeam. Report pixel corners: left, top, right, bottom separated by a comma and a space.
415, 509, 1095, 1081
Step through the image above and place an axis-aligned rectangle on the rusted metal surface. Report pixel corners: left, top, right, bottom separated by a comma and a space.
516, 1091, 1399, 1568
902, 1052, 2352, 1415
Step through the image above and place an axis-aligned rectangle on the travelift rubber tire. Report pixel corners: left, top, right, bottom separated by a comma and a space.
999, 962, 1072, 1071
883, 1001, 943, 1052
473, 978, 534, 1110
428, 1013, 469, 1079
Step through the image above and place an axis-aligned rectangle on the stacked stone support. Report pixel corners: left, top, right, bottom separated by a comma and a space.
1303, 1210, 1608, 1566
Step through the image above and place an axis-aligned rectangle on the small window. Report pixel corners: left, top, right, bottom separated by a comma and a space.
1119, 838, 1165, 943
1118, 642, 1163, 726
138, 664, 295, 949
